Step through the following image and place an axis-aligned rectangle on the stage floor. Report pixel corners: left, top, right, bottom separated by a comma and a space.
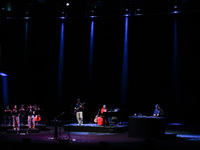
0, 123, 47, 132
1, 124, 200, 150
64, 123, 128, 133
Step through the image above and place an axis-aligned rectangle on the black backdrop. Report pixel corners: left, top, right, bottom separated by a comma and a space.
1, 13, 200, 124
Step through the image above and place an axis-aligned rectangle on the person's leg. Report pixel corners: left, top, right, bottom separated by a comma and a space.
13, 117, 16, 130
76, 112, 80, 125
31, 115, 35, 129
80, 111, 83, 125
16, 116, 20, 130
28, 116, 31, 129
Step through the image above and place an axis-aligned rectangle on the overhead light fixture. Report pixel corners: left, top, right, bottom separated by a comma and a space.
0, 72, 8, 77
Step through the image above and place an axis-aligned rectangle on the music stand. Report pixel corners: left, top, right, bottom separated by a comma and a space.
49, 112, 65, 140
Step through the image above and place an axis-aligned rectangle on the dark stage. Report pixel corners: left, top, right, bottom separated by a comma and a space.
1, 1, 200, 149
1, 8, 200, 125
1, 123, 200, 150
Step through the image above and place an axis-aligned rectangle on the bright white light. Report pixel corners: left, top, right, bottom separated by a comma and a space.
135, 13, 143, 16
173, 11, 179, 14
90, 16, 96, 18
0, 73, 8, 77
66, 3, 69, 6
174, 5, 178, 9
59, 17, 66, 19
24, 17, 30, 19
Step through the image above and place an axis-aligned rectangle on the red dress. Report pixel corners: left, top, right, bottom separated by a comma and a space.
97, 108, 107, 126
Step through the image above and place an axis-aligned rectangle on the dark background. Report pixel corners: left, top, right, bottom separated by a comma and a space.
1, 0, 200, 125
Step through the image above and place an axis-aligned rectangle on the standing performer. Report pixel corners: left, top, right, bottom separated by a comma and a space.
12, 105, 20, 130
34, 104, 41, 125
19, 104, 26, 125
4, 106, 12, 126
74, 99, 84, 126
26, 104, 35, 129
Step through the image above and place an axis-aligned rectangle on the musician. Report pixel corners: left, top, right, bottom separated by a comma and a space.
12, 105, 20, 130
34, 104, 41, 125
4, 106, 12, 126
26, 104, 35, 129
19, 104, 26, 125
74, 99, 84, 126
153, 104, 164, 117
100, 104, 109, 126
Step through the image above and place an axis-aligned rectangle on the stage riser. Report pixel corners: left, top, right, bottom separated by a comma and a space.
7, 129, 40, 134
0, 125, 46, 132
64, 125, 128, 133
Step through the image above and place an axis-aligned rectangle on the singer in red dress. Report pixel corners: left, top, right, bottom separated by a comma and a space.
100, 104, 109, 126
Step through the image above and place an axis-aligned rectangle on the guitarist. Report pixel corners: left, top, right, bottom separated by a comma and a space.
74, 99, 84, 126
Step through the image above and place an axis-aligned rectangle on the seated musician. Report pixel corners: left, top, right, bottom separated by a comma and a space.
100, 104, 109, 126
153, 104, 164, 117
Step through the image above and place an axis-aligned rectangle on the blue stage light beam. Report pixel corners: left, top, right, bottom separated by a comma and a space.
173, 19, 179, 100
89, 20, 94, 92
24, 21, 28, 63
0, 73, 9, 107
120, 17, 129, 108
58, 22, 65, 104
0, 72, 7, 77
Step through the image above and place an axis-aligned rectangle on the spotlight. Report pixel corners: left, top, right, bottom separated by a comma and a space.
173, 11, 179, 14
59, 11, 66, 19
90, 16, 96, 18
135, 8, 143, 16
136, 8, 140, 12
174, 5, 178, 9
24, 17, 30, 19
0, 72, 8, 77
123, 8, 130, 17
172, 5, 179, 14
66, 3, 70, 6
24, 11, 30, 19
24, 17, 30, 20
59, 17, 66, 19
89, 9, 96, 18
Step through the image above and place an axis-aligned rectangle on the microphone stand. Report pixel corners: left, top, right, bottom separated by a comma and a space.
50, 112, 65, 140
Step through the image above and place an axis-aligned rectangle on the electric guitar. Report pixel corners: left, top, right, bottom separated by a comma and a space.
74, 102, 86, 113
